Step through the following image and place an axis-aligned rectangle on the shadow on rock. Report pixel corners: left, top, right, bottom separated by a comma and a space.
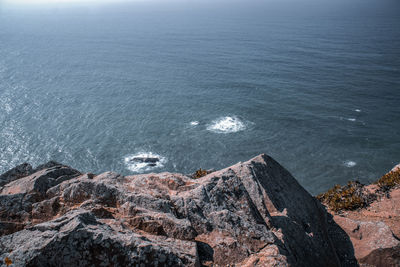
251, 155, 358, 267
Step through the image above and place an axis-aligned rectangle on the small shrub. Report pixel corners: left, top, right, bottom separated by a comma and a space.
192, 168, 209, 179
316, 181, 371, 212
4, 257, 12, 267
375, 169, 400, 191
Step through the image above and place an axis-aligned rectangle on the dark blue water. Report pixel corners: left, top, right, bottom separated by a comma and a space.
0, 0, 399, 194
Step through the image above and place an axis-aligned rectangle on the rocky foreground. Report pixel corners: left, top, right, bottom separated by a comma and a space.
0, 154, 399, 266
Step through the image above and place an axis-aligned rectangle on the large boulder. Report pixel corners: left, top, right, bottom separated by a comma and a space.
0, 163, 81, 196
0, 154, 345, 266
0, 162, 81, 235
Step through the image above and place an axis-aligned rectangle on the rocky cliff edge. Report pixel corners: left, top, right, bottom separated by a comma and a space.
0, 154, 398, 266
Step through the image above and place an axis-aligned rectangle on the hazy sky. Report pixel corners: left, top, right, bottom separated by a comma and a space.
0, 0, 318, 12
0, 0, 319, 7
2, 0, 128, 4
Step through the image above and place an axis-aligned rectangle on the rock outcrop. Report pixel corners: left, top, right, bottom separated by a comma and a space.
0, 154, 348, 266
319, 166, 400, 267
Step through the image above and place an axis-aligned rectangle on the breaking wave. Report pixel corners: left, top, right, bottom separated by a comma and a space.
124, 152, 166, 173
207, 116, 247, 134
344, 160, 357, 168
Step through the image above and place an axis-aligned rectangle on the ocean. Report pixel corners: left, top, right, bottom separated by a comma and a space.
0, 0, 399, 194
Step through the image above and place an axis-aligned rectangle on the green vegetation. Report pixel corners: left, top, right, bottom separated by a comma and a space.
375, 169, 400, 191
316, 181, 369, 212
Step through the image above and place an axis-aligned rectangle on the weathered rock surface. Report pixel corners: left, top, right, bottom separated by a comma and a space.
0, 163, 33, 187
1, 154, 351, 266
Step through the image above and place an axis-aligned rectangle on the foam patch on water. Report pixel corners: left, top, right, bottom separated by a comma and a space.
124, 152, 166, 173
355, 109, 361, 112
190, 121, 199, 126
347, 118, 356, 122
207, 116, 246, 133
344, 160, 357, 168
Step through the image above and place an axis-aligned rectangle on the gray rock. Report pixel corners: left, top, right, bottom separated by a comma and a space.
0, 163, 33, 187
0, 210, 198, 267
0, 165, 81, 196
130, 157, 160, 163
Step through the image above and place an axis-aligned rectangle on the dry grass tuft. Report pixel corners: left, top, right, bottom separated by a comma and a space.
375, 169, 400, 191
192, 168, 209, 179
316, 181, 374, 212
317, 166, 400, 212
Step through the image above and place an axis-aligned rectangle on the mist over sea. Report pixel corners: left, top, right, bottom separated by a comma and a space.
0, 0, 399, 194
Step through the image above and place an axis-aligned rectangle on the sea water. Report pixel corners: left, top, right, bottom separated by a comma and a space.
0, 0, 399, 194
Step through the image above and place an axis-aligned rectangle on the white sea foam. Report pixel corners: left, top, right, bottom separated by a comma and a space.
347, 118, 356, 122
344, 160, 357, 168
207, 116, 246, 133
124, 152, 166, 173
355, 109, 361, 112
190, 121, 199, 126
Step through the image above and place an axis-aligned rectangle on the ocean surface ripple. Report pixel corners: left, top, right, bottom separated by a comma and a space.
0, 0, 399, 194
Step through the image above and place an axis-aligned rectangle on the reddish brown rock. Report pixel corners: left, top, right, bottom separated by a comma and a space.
333, 216, 399, 259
